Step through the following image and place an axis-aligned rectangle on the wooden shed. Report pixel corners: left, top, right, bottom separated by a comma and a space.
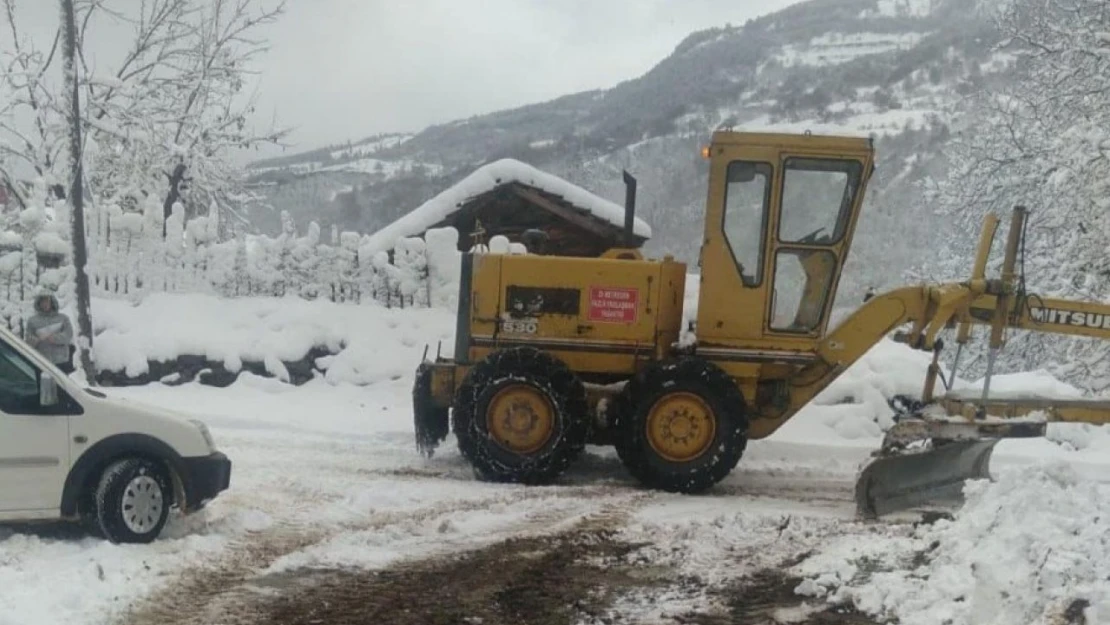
362, 159, 652, 257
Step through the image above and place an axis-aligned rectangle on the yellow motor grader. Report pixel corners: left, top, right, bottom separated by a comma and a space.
413, 129, 1110, 517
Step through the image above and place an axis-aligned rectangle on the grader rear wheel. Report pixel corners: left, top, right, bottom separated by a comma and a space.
485, 384, 556, 454
452, 346, 589, 485
613, 357, 748, 493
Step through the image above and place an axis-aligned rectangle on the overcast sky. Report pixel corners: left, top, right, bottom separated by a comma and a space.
4, 0, 802, 159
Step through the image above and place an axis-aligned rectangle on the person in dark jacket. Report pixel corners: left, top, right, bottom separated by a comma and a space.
25, 292, 74, 374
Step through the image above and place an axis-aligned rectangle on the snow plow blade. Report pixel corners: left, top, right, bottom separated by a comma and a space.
855, 439, 997, 518
855, 418, 1046, 518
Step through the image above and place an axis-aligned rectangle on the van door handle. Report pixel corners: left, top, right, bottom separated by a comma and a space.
73, 435, 87, 444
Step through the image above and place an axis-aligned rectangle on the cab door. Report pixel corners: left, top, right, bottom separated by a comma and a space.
0, 337, 70, 516
763, 155, 869, 341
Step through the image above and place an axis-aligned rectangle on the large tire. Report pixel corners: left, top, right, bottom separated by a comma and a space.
95, 457, 172, 544
413, 362, 449, 458
452, 346, 589, 484
612, 357, 748, 493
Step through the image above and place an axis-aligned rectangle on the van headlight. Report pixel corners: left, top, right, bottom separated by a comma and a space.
190, 419, 216, 452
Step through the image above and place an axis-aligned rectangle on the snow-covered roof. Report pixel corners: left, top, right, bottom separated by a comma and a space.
362, 158, 652, 254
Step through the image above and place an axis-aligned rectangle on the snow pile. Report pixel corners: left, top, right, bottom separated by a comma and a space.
771, 338, 936, 443
793, 463, 1110, 624
949, 368, 1086, 400
361, 158, 651, 256
91, 293, 456, 383
806, 339, 936, 439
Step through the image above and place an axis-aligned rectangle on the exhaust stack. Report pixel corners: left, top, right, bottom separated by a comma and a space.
622, 170, 637, 247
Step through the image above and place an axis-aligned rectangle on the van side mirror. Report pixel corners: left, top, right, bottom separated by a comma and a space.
39, 372, 58, 407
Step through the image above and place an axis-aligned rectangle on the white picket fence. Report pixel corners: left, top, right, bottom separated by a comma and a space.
0, 203, 468, 336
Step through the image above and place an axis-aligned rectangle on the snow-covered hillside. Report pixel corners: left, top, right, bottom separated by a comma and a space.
244, 0, 1001, 271
863, 0, 942, 19
774, 31, 927, 68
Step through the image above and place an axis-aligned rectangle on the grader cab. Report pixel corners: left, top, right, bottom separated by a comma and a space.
414, 129, 1110, 517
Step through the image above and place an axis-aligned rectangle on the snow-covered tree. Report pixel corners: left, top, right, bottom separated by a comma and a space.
334, 230, 359, 303
1, 0, 289, 234
394, 236, 429, 308
930, 0, 1110, 390
288, 220, 320, 299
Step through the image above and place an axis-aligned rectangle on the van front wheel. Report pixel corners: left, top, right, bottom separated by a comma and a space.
95, 458, 173, 544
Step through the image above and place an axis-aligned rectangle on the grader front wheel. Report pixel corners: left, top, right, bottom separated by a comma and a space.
614, 358, 748, 493
452, 347, 589, 485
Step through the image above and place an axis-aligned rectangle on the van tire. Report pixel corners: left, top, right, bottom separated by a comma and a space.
95, 458, 172, 544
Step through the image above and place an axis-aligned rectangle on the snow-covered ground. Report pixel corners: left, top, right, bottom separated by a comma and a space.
91, 293, 457, 384
3, 295, 1110, 624
775, 32, 928, 68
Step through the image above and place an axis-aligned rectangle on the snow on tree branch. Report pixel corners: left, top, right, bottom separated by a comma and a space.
931, 0, 1110, 391
1, 0, 290, 241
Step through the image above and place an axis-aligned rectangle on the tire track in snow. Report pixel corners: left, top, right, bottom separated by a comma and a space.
717, 471, 857, 505
246, 494, 662, 625
114, 485, 654, 625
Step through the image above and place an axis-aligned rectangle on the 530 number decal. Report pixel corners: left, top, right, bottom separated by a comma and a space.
500, 318, 539, 334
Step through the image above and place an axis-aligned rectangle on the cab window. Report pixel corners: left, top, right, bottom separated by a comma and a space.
722, 161, 772, 287
778, 158, 862, 245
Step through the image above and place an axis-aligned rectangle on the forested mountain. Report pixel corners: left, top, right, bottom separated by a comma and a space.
246, 0, 1010, 306
245, 0, 1110, 391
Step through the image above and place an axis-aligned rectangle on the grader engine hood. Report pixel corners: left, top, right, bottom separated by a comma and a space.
457, 252, 687, 373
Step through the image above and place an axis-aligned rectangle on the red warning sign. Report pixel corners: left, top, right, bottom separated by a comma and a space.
588, 286, 639, 323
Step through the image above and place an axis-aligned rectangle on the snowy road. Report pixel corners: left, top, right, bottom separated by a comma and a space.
2, 350, 1109, 624
106, 376, 884, 625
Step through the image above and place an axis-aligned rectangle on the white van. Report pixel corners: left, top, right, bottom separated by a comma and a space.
0, 324, 230, 544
